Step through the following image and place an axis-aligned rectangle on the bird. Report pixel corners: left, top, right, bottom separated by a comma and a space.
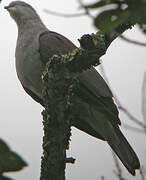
5, 1, 140, 175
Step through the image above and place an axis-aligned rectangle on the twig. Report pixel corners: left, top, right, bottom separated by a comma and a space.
112, 152, 126, 180
44, 9, 86, 18
122, 123, 146, 133
64, 157, 76, 164
78, 0, 94, 18
100, 64, 146, 130
140, 168, 145, 180
101, 176, 105, 180
44, 1, 94, 19
118, 105, 146, 129
142, 71, 146, 123
120, 35, 146, 46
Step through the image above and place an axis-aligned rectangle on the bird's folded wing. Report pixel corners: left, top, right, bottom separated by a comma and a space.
38, 31, 121, 124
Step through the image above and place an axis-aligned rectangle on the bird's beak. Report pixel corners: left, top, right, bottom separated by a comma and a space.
4, 6, 9, 9
4, 5, 13, 10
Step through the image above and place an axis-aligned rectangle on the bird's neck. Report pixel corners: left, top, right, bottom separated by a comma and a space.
17, 18, 48, 37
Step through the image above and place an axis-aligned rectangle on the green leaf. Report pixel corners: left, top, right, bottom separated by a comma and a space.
84, 1, 107, 9
94, 9, 130, 32
0, 175, 13, 180
84, 0, 116, 9
0, 139, 27, 173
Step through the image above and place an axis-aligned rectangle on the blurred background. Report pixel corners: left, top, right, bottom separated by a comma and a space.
0, 0, 146, 179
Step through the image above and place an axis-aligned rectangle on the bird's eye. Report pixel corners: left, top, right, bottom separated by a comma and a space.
22, 4, 29, 8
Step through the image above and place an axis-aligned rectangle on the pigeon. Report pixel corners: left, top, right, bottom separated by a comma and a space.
5, 1, 140, 175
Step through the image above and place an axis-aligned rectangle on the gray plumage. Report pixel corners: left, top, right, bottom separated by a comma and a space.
5, 1, 140, 175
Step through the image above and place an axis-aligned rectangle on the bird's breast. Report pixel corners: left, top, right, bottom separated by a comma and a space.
15, 32, 45, 98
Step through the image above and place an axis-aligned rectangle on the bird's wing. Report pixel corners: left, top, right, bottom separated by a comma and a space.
38, 30, 121, 129
77, 67, 119, 117
39, 31, 76, 64
39, 31, 120, 120
39, 31, 113, 98
22, 85, 44, 106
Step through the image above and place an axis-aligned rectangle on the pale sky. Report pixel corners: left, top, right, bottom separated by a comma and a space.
0, 0, 146, 180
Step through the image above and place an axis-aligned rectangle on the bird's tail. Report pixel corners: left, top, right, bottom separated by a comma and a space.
87, 108, 140, 176
73, 99, 140, 175
106, 126, 140, 175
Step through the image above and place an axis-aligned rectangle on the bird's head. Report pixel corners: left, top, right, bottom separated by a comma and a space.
4, 1, 38, 25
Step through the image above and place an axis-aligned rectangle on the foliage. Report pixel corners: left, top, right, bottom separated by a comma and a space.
84, 0, 146, 33
0, 139, 27, 180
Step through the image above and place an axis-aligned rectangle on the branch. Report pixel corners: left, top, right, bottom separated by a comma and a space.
40, 23, 133, 179
100, 65, 146, 131
120, 35, 146, 46
101, 176, 105, 180
112, 152, 126, 180
78, 0, 94, 18
44, 9, 86, 18
44, 0, 94, 19
140, 168, 146, 180
40, 33, 106, 179
104, 22, 133, 48
142, 71, 146, 123
122, 123, 146, 134
40, 70, 74, 180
